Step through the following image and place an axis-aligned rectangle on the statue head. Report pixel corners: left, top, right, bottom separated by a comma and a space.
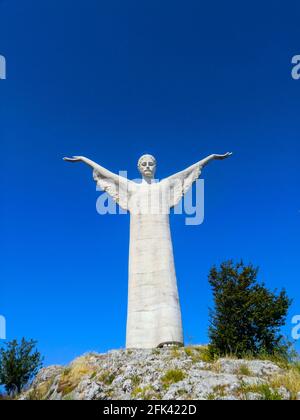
138, 154, 157, 179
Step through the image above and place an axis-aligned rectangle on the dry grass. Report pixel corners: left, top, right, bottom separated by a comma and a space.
235, 382, 283, 400
210, 360, 222, 373
184, 345, 215, 363
97, 370, 116, 385
131, 385, 160, 399
57, 357, 95, 396
130, 374, 142, 387
213, 384, 229, 397
234, 364, 252, 377
161, 369, 186, 389
269, 366, 300, 400
171, 347, 181, 358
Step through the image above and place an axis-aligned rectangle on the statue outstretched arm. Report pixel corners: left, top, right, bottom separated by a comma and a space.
197, 152, 232, 168
164, 152, 232, 182
63, 155, 125, 183
63, 155, 132, 210
163, 152, 232, 208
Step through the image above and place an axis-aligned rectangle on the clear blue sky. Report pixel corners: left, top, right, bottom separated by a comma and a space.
0, 0, 300, 365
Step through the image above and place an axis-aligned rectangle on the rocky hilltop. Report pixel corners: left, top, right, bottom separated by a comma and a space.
20, 346, 300, 400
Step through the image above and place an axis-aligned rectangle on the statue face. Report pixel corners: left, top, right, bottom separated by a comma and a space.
138, 155, 157, 178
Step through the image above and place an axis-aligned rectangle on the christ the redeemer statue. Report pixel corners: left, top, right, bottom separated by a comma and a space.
64, 152, 232, 348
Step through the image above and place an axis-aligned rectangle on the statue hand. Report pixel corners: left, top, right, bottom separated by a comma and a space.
63, 156, 83, 162
213, 152, 233, 160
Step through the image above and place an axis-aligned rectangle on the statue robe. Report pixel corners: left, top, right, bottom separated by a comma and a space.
93, 162, 202, 348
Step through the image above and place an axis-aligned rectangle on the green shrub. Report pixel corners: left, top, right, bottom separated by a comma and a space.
98, 371, 116, 385
131, 375, 141, 387
0, 338, 43, 395
161, 369, 186, 389
239, 383, 282, 400
208, 261, 292, 359
235, 364, 252, 376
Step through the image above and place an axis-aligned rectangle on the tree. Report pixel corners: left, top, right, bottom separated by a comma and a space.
0, 338, 43, 395
208, 261, 292, 358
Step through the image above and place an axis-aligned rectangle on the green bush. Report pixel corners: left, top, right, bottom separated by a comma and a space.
208, 261, 292, 359
0, 338, 43, 395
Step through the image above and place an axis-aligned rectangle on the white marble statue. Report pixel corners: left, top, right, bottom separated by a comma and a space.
64, 152, 232, 348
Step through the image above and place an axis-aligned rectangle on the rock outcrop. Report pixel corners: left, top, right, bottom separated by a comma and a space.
19, 346, 300, 400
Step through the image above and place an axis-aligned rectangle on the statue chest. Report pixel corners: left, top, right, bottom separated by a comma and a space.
128, 183, 171, 215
